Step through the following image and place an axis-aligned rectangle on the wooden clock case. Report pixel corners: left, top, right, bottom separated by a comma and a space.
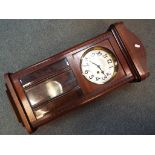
4, 22, 149, 133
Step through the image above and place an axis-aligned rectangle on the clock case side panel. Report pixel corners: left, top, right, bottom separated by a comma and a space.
109, 22, 149, 82
4, 73, 35, 133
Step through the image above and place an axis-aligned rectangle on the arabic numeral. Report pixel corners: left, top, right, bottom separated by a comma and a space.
91, 53, 95, 57
96, 77, 100, 81
97, 51, 102, 56
107, 59, 112, 64
83, 62, 89, 67
103, 54, 108, 58
102, 76, 107, 80
106, 72, 111, 76
109, 66, 113, 69
85, 70, 89, 74
89, 75, 94, 79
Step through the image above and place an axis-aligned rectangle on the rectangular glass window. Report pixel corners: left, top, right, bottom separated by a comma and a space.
20, 58, 69, 88
25, 69, 77, 107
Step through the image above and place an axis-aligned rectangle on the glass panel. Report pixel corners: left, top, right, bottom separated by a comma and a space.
25, 80, 63, 106
34, 86, 83, 119
20, 58, 69, 88
25, 69, 77, 107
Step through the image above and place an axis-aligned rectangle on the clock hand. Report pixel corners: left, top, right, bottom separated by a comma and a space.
89, 60, 106, 76
88, 60, 98, 67
97, 65, 106, 76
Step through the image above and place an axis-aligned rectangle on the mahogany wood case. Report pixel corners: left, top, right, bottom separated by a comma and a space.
4, 22, 149, 133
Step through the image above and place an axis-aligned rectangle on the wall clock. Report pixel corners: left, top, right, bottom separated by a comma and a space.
4, 22, 149, 133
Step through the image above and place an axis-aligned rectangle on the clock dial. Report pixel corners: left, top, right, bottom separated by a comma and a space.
81, 47, 118, 84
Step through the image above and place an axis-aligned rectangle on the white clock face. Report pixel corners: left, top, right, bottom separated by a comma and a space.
81, 47, 118, 84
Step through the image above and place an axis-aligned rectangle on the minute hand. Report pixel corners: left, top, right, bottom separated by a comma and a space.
89, 60, 106, 76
